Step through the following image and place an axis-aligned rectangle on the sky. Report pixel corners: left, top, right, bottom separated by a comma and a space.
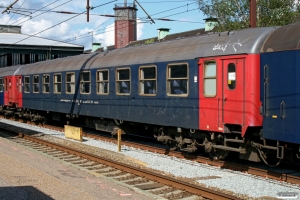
0, 0, 206, 50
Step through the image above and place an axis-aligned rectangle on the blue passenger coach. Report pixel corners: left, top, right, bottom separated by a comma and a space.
260, 23, 300, 144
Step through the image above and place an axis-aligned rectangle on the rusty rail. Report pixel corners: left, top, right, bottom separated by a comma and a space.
17, 133, 239, 200
1, 117, 300, 186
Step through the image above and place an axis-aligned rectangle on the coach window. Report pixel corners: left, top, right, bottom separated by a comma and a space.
204, 61, 216, 97
116, 68, 130, 95
167, 63, 188, 96
96, 70, 109, 95
43, 74, 50, 93
0, 78, 3, 92
24, 76, 30, 93
80, 71, 90, 94
53, 74, 61, 93
66, 72, 75, 94
33, 75, 39, 93
227, 63, 236, 90
139, 66, 156, 96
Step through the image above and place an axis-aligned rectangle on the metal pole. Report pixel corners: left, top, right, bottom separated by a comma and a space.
118, 129, 122, 152
250, 0, 256, 28
87, 0, 89, 22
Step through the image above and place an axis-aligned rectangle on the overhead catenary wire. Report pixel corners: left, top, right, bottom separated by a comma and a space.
14, 0, 74, 26
5, 0, 27, 25
61, 6, 203, 44
0, 0, 117, 52
52, 1, 201, 44
0, 0, 202, 56
10, 0, 60, 26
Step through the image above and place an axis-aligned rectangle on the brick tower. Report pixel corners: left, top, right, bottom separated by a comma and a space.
114, 2, 137, 48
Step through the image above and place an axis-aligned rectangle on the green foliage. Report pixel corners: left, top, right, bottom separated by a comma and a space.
198, 0, 300, 32
144, 38, 155, 44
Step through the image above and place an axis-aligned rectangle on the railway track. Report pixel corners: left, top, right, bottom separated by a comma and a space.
1, 117, 300, 186
0, 126, 240, 200
41, 122, 300, 186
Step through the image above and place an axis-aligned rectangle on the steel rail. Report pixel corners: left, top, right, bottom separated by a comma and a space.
18, 133, 239, 200
1, 117, 300, 186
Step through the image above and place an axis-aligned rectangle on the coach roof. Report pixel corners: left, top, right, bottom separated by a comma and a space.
261, 22, 300, 52
17, 26, 276, 75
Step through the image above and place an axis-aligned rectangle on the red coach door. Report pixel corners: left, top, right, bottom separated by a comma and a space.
4, 76, 12, 106
222, 58, 245, 126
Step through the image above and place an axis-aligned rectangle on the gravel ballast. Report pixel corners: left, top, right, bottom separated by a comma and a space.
1, 118, 300, 199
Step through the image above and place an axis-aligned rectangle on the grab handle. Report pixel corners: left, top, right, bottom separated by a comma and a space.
263, 65, 268, 116
280, 101, 285, 119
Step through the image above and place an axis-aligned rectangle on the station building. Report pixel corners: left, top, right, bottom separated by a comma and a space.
0, 25, 84, 68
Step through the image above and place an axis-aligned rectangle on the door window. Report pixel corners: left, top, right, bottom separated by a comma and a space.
18, 77, 22, 92
227, 63, 236, 90
204, 61, 216, 97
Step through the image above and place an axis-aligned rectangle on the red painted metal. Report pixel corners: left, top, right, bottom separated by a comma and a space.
115, 20, 136, 49
199, 54, 262, 136
4, 75, 22, 108
222, 58, 244, 125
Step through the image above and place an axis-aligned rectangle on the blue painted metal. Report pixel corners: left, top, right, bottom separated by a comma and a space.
22, 59, 199, 129
260, 50, 300, 144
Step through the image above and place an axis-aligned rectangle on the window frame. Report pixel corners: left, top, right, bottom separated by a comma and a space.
33, 75, 40, 93
24, 76, 30, 93
80, 71, 91, 94
166, 63, 189, 97
203, 60, 217, 97
96, 69, 109, 95
53, 73, 62, 94
66, 72, 75, 94
0, 78, 3, 92
138, 65, 157, 96
116, 68, 131, 95
42, 74, 50, 94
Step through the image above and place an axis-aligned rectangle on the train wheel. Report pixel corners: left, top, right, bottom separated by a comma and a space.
208, 149, 228, 160
166, 141, 178, 151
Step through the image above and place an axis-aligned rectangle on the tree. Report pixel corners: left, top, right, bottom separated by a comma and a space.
198, 0, 300, 31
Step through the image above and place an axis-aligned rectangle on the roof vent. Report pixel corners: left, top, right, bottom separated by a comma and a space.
92, 43, 101, 52
204, 18, 218, 31
157, 28, 170, 40
0, 25, 21, 33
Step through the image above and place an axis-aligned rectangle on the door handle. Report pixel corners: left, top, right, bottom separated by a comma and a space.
280, 101, 285, 119
224, 97, 227, 105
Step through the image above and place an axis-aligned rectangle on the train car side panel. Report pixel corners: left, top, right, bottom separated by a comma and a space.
4, 75, 22, 108
261, 50, 300, 144
200, 54, 262, 135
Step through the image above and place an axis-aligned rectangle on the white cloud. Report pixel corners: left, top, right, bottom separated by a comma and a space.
136, 18, 144, 40
0, 0, 146, 50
